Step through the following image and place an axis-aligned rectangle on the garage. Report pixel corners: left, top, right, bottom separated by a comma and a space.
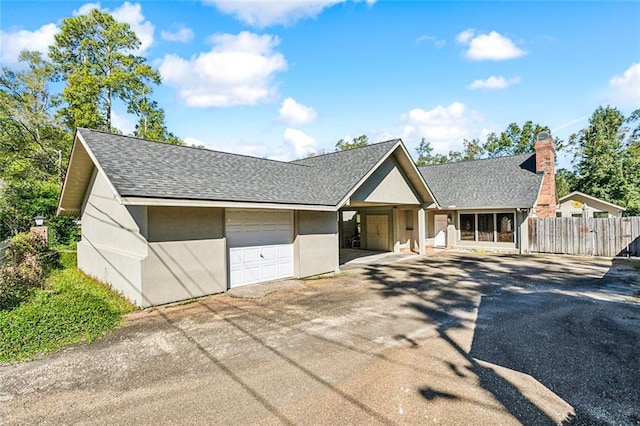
226, 209, 294, 288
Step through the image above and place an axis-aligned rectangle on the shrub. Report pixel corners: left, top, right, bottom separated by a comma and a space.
0, 232, 57, 310
0, 253, 44, 310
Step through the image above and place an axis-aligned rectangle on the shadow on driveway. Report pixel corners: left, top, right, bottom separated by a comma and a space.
365, 253, 640, 426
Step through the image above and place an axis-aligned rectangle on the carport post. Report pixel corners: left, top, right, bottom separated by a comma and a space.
418, 208, 426, 255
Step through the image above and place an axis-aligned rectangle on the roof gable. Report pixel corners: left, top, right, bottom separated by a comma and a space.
419, 154, 543, 209
351, 156, 421, 205
59, 129, 433, 214
558, 191, 626, 211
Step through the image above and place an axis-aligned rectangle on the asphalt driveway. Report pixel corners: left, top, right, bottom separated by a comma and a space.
1, 253, 639, 425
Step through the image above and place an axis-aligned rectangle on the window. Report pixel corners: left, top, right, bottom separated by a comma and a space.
556, 212, 563, 217
478, 214, 494, 241
571, 213, 582, 218
459, 212, 515, 243
497, 213, 514, 242
593, 211, 608, 218
460, 214, 475, 241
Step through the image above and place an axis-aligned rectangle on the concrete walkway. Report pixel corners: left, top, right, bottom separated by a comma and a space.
339, 248, 421, 269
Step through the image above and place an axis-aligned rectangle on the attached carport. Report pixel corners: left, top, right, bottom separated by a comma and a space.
335, 144, 435, 256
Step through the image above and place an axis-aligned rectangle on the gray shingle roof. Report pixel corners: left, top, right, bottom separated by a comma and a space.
77, 128, 400, 207
418, 154, 543, 209
292, 139, 400, 201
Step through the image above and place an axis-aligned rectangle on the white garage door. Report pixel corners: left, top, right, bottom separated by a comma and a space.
226, 209, 294, 288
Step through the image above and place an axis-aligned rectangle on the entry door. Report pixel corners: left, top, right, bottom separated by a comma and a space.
434, 214, 448, 247
366, 215, 389, 251
226, 210, 294, 288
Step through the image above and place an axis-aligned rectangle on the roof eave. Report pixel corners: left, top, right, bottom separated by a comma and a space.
120, 196, 338, 212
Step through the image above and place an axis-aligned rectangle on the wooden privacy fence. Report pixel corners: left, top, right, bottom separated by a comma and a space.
528, 217, 640, 257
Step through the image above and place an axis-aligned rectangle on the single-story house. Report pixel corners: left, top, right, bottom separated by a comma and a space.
58, 128, 437, 307
557, 191, 626, 218
418, 132, 557, 252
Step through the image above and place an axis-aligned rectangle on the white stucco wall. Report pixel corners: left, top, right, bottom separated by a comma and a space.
78, 170, 148, 306
294, 210, 339, 278
351, 157, 421, 205
142, 207, 227, 307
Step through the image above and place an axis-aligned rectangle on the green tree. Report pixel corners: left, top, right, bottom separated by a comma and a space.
572, 106, 627, 205
484, 121, 550, 157
621, 140, 640, 215
133, 99, 183, 145
0, 161, 61, 237
0, 51, 68, 181
335, 134, 368, 151
555, 168, 577, 198
415, 138, 448, 166
448, 138, 484, 163
49, 9, 162, 132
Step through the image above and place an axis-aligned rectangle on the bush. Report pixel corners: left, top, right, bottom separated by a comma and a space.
48, 216, 81, 249
0, 252, 136, 362
0, 232, 58, 310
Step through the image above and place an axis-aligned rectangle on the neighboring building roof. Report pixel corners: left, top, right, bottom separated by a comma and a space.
59, 128, 424, 214
558, 191, 626, 211
418, 154, 543, 209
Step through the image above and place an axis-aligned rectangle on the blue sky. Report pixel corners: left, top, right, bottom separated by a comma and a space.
1, 1, 639, 168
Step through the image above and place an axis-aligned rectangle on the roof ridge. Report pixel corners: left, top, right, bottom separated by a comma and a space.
418, 152, 534, 169
293, 138, 401, 162
78, 128, 314, 169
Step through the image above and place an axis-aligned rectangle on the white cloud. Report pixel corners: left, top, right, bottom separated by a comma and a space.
416, 35, 445, 48
0, 23, 59, 66
72, 2, 100, 15
161, 25, 194, 43
455, 28, 475, 44
203, 0, 345, 27
111, 2, 154, 53
400, 102, 483, 154
467, 75, 521, 90
159, 31, 287, 107
73, 2, 154, 54
277, 97, 317, 126
284, 128, 317, 158
609, 63, 640, 106
111, 110, 136, 135
457, 29, 526, 61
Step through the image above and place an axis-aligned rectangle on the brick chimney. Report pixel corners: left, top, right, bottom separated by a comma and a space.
533, 131, 557, 217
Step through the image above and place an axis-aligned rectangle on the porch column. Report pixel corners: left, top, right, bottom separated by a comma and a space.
392, 208, 400, 253
418, 208, 426, 255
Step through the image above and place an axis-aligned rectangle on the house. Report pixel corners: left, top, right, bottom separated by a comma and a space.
418, 132, 557, 252
57, 128, 436, 307
557, 191, 626, 218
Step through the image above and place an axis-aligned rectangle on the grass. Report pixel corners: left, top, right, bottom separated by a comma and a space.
0, 252, 136, 363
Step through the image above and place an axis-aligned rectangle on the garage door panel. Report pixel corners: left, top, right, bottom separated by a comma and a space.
227, 210, 294, 288
261, 264, 278, 281
243, 247, 261, 264
260, 246, 276, 260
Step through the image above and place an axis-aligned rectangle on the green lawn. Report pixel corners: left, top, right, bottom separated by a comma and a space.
0, 252, 136, 363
